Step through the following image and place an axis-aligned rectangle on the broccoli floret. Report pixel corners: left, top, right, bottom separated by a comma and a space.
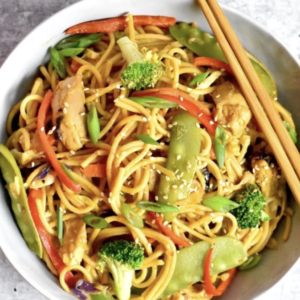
231, 184, 270, 229
117, 36, 164, 90
98, 240, 144, 300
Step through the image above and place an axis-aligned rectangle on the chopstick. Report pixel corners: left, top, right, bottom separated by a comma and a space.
197, 0, 300, 205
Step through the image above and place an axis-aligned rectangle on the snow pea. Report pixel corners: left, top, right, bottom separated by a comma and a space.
157, 111, 201, 221
169, 23, 277, 99
0, 144, 43, 258
160, 236, 247, 298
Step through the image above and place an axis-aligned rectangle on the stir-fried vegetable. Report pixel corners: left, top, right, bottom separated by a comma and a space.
28, 189, 77, 287
238, 254, 262, 271
81, 163, 106, 178
169, 22, 277, 99
87, 104, 101, 145
37, 90, 81, 192
0, 144, 43, 258
117, 37, 164, 90
283, 120, 297, 143
204, 246, 237, 297
129, 96, 178, 109
66, 15, 176, 34
160, 237, 247, 298
231, 184, 270, 229
98, 240, 144, 300
57, 206, 64, 245
214, 125, 226, 168
189, 71, 210, 86
203, 196, 240, 212
132, 88, 217, 135
121, 203, 144, 229
82, 215, 109, 229
157, 111, 201, 221
135, 134, 159, 145
51, 34, 103, 79
194, 57, 233, 74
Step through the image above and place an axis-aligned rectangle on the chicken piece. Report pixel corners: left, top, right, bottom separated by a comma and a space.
251, 159, 280, 198
52, 74, 87, 151
211, 81, 252, 137
59, 218, 87, 266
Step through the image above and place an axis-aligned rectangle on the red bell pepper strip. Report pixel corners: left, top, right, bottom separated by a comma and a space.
148, 211, 191, 247
204, 246, 237, 296
194, 57, 234, 75
37, 90, 81, 193
28, 189, 77, 288
70, 59, 82, 74
81, 163, 107, 178
132, 88, 218, 136
66, 15, 176, 34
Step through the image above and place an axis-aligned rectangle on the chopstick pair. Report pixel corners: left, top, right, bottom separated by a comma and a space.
197, 0, 300, 205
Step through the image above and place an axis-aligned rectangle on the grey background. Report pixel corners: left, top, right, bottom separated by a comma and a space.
0, 0, 300, 299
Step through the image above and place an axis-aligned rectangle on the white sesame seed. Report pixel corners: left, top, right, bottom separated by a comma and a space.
274, 97, 278, 101
163, 195, 168, 199
177, 155, 181, 160
216, 95, 220, 98
172, 185, 178, 189
180, 97, 184, 101
40, 127, 45, 131
120, 94, 125, 99
209, 121, 214, 125
80, 112, 85, 116
63, 108, 67, 114
67, 84, 71, 88
31, 162, 35, 167
143, 117, 147, 122
165, 176, 170, 181
150, 157, 155, 161
135, 238, 139, 243
155, 196, 158, 201
221, 68, 225, 72
168, 124, 173, 129
151, 220, 156, 224
23, 182, 28, 187
277, 175, 281, 178
187, 88, 192, 92
32, 181, 36, 186
196, 123, 200, 128
264, 166, 269, 170
70, 150, 75, 155
64, 102, 69, 107
163, 221, 168, 226
114, 98, 119, 102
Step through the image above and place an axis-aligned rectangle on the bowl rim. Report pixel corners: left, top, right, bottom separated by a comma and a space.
0, 1, 300, 300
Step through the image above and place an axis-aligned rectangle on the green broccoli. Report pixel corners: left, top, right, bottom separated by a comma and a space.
231, 184, 270, 229
117, 36, 164, 90
98, 240, 144, 300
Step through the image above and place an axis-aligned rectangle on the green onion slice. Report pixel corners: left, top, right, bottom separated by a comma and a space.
136, 134, 159, 145
238, 254, 262, 271
121, 203, 144, 229
61, 164, 79, 183
57, 206, 63, 246
129, 96, 178, 109
50, 47, 66, 79
136, 201, 180, 213
59, 48, 85, 57
189, 72, 210, 87
215, 125, 226, 168
87, 104, 100, 145
283, 120, 297, 143
56, 33, 104, 50
202, 196, 239, 212
82, 215, 109, 229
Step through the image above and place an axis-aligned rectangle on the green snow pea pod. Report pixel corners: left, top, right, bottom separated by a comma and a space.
169, 23, 277, 99
0, 144, 43, 258
157, 111, 201, 221
160, 236, 247, 298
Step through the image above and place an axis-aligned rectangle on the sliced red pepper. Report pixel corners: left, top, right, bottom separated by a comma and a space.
66, 15, 176, 34
204, 246, 237, 296
28, 189, 77, 288
148, 211, 191, 247
70, 59, 82, 74
132, 88, 217, 136
81, 163, 106, 178
194, 57, 233, 75
37, 90, 81, 193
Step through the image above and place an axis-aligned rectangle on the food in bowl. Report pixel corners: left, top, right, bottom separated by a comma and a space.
0, 13, 296, 300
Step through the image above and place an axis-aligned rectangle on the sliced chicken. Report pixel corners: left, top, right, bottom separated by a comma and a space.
211, 81, 252, 137
59, 218, 87, 266
52, 74, 87, 151
251, 159, 280, 198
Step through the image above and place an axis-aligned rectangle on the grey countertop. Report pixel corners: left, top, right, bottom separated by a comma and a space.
1, 0, 300, 299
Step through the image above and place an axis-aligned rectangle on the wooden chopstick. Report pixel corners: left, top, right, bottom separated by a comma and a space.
197, 0, 300, 205
207, 0, 300, 180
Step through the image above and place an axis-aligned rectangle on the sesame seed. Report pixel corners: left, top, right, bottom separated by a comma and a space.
177, 155, 181, 160
80, 112, 85, 116
180, 184, 184, 188
180, 97, 184, 101
154, 196, 158, 201
216, 95, 220, 98
135, 238, 139, 243
165, 176, 170, 181
210, 213, 215, 216
148, 116, 152, 121
264, 166, 269, 170
40, 127, 45, 131
114, 98, 119, 102
221, 68, 225, 72
214, 117, 218, 122
23, 182, 28, 187
64, 102, 69, 107
163, 195, 168, 200
32, 181, 36, 186
274, 97, 278, 101
31, 162, 35, 167
120, 94, 125, 99
209, 121, 214, 125
163, 221, 168, 226
150, 157, 155, 161
187, 88, 192, 92
168, 124, 173, 128
67, 84, 71, 88
143, 117, 147, 122
196, 123, 200, 128
277, 175, 281, 178
270, 163, 275, 168
152, 220, 156, 224
70, 150, 75, 155
245, 127, 249, 132
63, 108, 67, 114
175, 169, 179, 174
172, 185, 178, 189
108, 198, 111, 203
173, 122, 177, 126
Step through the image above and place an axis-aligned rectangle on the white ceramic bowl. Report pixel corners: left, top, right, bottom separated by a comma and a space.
1, 0, 300, 299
